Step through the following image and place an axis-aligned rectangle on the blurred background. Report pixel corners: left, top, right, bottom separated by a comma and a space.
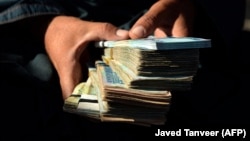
244, 0, 250, 31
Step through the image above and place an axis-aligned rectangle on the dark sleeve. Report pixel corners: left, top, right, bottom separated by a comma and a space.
0, 0, 70, 25
0, 0, 95, 51
0, 0, 105, 25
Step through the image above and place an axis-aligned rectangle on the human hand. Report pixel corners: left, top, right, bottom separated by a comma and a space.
44, 16, 129, 99
129, 0, 194, 39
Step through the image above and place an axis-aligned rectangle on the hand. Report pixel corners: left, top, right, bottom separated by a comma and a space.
129, 0, 194, 39
44, 16, 129, 99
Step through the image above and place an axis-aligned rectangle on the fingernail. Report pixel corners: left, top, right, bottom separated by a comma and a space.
116, 29, 128, 37
132, 26, 146, 37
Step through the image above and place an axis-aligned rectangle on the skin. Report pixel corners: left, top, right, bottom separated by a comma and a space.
44, 0, 194, 100
129, 0, 194, 38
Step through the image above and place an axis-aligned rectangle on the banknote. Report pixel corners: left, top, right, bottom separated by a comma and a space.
95, 61, 171, 101
64, 36, 212, 125
95, 36, 211, 50
90, 61, 171, 125
63, 61, 172, 126
108, 59, 193, 91
63, 80, 100, 119
103, 47, 200, 77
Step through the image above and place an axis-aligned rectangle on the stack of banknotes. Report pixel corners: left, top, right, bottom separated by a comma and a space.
63, 37, 211, 126
101, 37, 211, 91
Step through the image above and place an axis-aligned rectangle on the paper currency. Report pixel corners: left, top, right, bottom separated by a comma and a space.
109, 59, 193, 91
89, 61, 171, 125
104, 47, 199, 77
64, 36, 211, 126
95, 61, 171, 105
95, 36, 211, 50
63, 80, 100, 119
99, 37, 211, 90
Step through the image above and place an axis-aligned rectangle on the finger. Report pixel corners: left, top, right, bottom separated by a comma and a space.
172, 1, 194, 37
154, 28, 169, 38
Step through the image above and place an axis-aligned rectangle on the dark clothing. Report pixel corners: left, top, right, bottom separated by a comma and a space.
0, 0, 248, 140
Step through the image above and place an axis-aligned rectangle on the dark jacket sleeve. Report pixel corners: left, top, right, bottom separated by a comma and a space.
0, 0, 68, 25
0, 0, 106, 25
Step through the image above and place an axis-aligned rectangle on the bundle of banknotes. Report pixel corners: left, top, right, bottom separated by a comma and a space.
63, 36, 211, 126
101, 37, 211, 91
